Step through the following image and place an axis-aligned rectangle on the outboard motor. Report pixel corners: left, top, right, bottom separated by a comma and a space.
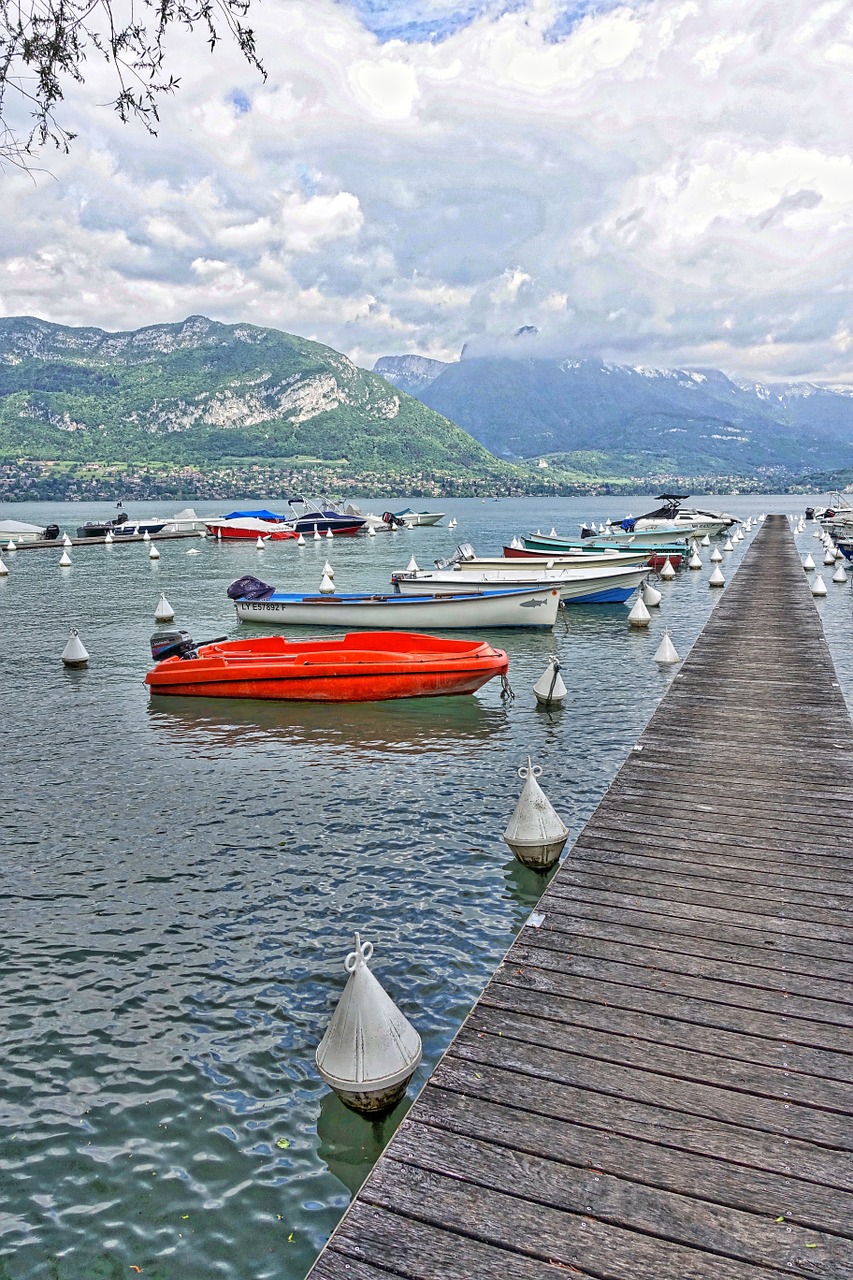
43, 523, 61, 541
381, 511, 407, 528
114, 510, 129, 527
150, 629, 196, 663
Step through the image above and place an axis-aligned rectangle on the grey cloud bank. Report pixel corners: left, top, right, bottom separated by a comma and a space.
2, 0, 852, 384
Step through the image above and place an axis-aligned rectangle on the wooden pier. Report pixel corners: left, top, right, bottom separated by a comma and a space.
308, 515, 853, 1280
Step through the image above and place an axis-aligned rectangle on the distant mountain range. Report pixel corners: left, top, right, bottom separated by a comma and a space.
373, 353, 853, 480
0, 315, 504, 481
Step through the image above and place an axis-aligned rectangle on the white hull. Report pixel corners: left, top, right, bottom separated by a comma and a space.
235, 586, 561, 629
464, 550, 649, 569
399, 511, 445, 527
394, 565, 648, 601
632, 516, 727, 538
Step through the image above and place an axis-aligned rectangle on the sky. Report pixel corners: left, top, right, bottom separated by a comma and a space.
2, 0, 853, 381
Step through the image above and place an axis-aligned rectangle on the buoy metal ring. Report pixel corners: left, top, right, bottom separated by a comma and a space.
345, 937, 373, 972
518, 762, 543, 780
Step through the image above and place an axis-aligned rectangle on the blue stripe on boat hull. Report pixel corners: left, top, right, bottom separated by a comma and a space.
565, 585, 636, 604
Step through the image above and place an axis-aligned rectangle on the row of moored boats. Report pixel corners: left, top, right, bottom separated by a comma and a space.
145, 495, 742, 702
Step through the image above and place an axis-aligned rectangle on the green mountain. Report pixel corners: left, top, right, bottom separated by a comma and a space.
0, 315, 503, 479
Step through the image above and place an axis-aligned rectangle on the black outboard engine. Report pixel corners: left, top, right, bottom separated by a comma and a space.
804, 507, 815, 521
114, 510, 129, 527
381, 511, 406, 528
150, 629, 196, 662
43, 523, 61, 541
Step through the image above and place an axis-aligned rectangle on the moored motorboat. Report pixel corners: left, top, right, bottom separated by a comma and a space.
145, 629, 509, 701
393, 508, 445, 527
0, 519, 50, 542
203, 510, 299, 540
504, 544, 682, 571
526, 528, 690, 553
392, 562, 649, 604
609, 494, 737, 538
285, 497, 366, 536
77, 504, 169, 538
227, 575, 561, 629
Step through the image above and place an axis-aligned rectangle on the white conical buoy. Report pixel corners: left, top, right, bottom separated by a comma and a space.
534, 657, 567, 708
154, 592, 174, 623
654, 629, 680, 664
659, 558, 676, 580
62, 533, 72, 547
323, 560, 335, 578
688, 551, 702, 569
836, 546, 844, 560
149, 544, 160, 560
256, 536, 265, 549
824, 549, 836, 565
812, 574, 827, 597
313, 525, 322, 542
59, 549, 71, 567
503, 758, 569, 870
319, 570, 335, 594
833, 564, 848, 583
448, 518, 457, 529
406, 556, 419, 573
0, 557, 7, 575
723, 538, 734, 552
641, 580, 662, 608
326, 527, 334, 540
61, 627, 89, 668
104, 531, 114, 544
142, 530, 151, 542
803, 553, 815, 570
217, 529, 222, 540
315, 933, 422, 1115
627, 595, 651, 627
709, 565, 725, 587
6, 540, 16, 551
186, 548, 201, 555
297, 532, 306, 546
710, 547, 722, 563
368, 525, 376, 538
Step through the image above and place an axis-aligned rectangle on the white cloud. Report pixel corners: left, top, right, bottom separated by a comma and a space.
1, 0, 853, 380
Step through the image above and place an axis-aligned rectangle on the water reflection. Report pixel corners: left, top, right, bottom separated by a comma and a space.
146, 691, 509, 755
316, 1090, 411, 1197
502, 853, 561, 910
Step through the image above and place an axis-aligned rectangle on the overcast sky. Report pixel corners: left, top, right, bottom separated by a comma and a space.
3, 0, 853, 381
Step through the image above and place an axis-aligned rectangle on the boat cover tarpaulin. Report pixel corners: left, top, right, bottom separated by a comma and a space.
227, 575, 275, 601
0, 520, 44, 534
223, 509, 287, 521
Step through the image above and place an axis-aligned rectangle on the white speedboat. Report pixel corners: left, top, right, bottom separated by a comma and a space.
392, 563, 649, 604
394, 508, 445, 527
229, 580, 561, 629
616, 494, 737, 538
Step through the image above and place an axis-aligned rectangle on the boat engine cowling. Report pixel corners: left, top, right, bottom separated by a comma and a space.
43, 523, 61, 541
150, 629, 195, 662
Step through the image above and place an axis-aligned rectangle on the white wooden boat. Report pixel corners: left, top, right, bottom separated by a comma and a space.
231, 584, 561, 629
454, 549, 649, 570
392, 563, 649, 604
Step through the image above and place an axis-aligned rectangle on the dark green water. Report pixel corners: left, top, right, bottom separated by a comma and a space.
1, 495, 849, 1279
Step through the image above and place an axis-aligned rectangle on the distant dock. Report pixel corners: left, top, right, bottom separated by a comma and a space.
5, 529, 204, 550
307, 514, 853, 1280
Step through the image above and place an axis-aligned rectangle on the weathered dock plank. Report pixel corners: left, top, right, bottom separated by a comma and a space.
307, 516, 853, 1280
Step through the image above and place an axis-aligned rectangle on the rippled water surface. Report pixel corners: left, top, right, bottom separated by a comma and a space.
2, 494, 851, 1279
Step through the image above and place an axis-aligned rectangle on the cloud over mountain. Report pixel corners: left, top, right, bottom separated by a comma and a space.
2, 0, 852, 383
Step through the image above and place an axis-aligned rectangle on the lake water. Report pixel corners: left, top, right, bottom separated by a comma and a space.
1, 494, 850, 1280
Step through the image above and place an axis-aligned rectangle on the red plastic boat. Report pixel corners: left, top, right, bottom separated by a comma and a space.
145, 631, 509, 701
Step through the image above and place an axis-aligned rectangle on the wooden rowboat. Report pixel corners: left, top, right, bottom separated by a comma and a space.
145, 631, 509, 701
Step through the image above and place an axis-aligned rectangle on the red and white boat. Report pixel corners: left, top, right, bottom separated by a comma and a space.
145, 630, 508, 701
203, 509, 299, 540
